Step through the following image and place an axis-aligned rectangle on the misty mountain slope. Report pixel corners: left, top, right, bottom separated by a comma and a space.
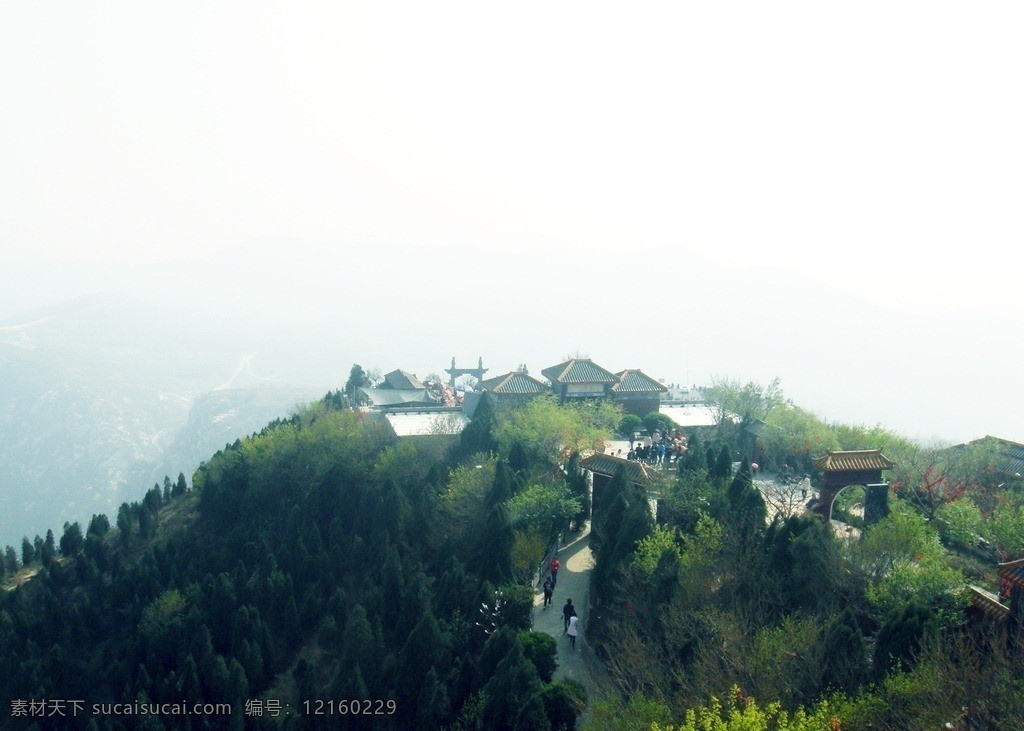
0, 295, 330, 547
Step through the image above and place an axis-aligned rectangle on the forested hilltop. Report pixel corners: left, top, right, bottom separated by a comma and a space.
1, 382, 1023, 730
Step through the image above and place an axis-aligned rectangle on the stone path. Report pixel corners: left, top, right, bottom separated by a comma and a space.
532, 525, 617, 726
533, 528, 594, 688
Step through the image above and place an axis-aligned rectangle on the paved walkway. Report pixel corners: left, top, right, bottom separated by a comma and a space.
533, 528, 595, 689
532, 525, 618, 730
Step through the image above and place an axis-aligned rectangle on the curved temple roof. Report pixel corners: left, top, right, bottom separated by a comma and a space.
813, 449, 895, 472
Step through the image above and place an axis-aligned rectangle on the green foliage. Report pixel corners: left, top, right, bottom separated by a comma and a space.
519, 630, 558, 683
540, 679, 586, 731
631, 524, 682, 581
494, 584, 535, 632
658, 470, 714, 534
512, 527, 549, 583
477, 503, 516, 585
746, 614, 825, 705
935, 497, 984, 548
582, 693, 672, 731
711, 445, 732, 481
820, 607, 868, 694
759, 405, 839, 473
987, 499, 1024, 557
479, 641, 547, 731
863, 553, 967, 628
493, 395, 620, 469
708, 377, 785, 441
855, 502, 968, 626
872, 601, 938, 678
59, 521, 84, 557
8, 371, 1020, 731
618, 413, 643, 439
653, 688, 848, 731
642, 411, 674, 439
459, 391, 499, 457
593, 476, 655, 603
564, 450, 592, 525
507, 482, 582, 543
854, 501, 944, 580
344, 363, 371, 406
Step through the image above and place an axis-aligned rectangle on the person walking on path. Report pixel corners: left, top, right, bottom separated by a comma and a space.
549, 555, 561, 587
562, 598, 576, 633
567, 614, 580, 648
542, 577, 554, 608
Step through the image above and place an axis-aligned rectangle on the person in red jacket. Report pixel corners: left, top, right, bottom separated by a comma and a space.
549, 555, 560, 587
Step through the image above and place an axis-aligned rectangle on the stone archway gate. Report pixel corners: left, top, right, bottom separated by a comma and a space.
811, 449, 895, 525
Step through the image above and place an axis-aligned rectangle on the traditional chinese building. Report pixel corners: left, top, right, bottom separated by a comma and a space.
612, 369, 669, 418
541, 358, 621, 401
580, 453, 657, 517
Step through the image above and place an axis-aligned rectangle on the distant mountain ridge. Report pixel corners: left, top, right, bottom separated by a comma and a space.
0, 294, 328, 547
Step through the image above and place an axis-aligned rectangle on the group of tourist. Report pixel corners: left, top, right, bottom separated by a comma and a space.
625, 429, 688, 466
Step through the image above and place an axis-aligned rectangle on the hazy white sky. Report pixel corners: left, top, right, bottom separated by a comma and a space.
2, 2, 1022, 443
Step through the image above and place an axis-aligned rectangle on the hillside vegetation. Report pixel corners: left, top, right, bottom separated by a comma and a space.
1, 382, 1022, 731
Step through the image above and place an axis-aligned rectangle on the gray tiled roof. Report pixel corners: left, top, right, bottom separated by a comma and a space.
479, 371, 549, 395
580, 454, 657, 485
382, 369, 425, 390
541, 359, 620, 385
950, 436, 1024, 477
613, 369, 668, 393
360, 387, 434, 407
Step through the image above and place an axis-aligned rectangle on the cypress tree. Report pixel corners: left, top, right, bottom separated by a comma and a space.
479, 641, 546, 731
395, 614, 449, 723
476, 626, 519, 690
679, 435, 706, 474
487, 460, 515, 508
821, 606, 868, 693
712, 444, 733, 481
339, 604, 384, 696
476, 504, 515, 585
873, 601, 936, 678
460, 391, 498, 456
414, 667, 451, 731
509, 440, 531, 475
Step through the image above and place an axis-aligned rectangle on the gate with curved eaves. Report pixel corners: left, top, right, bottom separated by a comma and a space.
811, 449, 895, 526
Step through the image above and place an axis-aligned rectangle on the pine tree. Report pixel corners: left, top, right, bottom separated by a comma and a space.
344, 363, 371, 405
59, 522, 84, 557
20, 537, 34, 566
41, 530, 56, 565
173, 472, 188, 498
